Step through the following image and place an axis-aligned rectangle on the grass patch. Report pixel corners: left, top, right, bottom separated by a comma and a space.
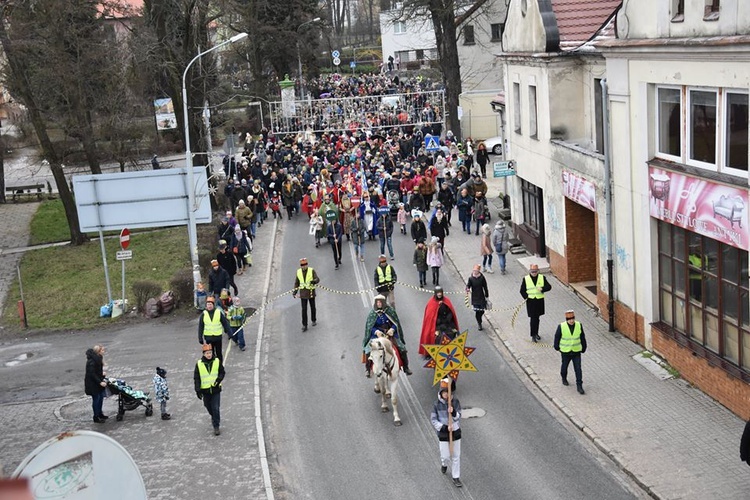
29, 199, 71, 245
2, 227, 193, 331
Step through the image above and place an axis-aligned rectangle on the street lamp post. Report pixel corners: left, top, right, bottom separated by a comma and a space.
296, 17, 321, 100
182, 32, 248, 305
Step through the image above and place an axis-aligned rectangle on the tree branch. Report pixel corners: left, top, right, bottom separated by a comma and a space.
455, 0, 488, 27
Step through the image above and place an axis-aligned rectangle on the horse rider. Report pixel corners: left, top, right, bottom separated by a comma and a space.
363, 295, 412, 376
374, 255, 398, 309
419, 286, 460, 358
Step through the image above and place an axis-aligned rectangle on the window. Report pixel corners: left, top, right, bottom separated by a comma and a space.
529, 85, 538, 139
521, 179, 541, 231
393, 21, 406, 34
491, 23, 504, 42
463, 25, 475, 45
594, 78, 604, 153
705, 0, 720, 21
658, 221, 750, 371
725, 92, 749, 173
513, 82, 521, 134
688, 89, 718, 166
657, 87, 682, 158
415, 49, 424, 61
672, 0, 685, 22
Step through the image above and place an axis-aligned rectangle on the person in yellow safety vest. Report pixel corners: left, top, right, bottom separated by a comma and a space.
519, 263, 552, 343
194, 343, 226, 436
293, 258, 320, 332
688, 251, 707, 301
374, 255, 398, 308
198, 296, 231, 360
553, 310, 587, 395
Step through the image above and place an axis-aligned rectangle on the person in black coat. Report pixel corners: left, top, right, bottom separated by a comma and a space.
519, 263, 552, 342
216, 243, 239, 296
429, 208, 450, 251
410, 212, 427, 244
84, 345, 108, 423
741, 420, 750, 466
466, 265, 489, 330
437, 183, 455, 225
327, 220, 344, 269
208, 259, 231, 302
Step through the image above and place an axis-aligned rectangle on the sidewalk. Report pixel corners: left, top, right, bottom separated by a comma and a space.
0, 202, 39, 322
443, 175, 748, 499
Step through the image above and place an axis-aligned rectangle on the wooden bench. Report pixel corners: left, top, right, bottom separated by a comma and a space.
5, 183, 46, 202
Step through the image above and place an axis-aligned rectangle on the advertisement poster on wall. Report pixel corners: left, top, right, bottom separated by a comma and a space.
562, 170, 596, 211
154, 98, 177, 130
648, 166, 749, 250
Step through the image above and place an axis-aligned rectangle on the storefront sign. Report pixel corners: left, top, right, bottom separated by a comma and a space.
493, 161, 516, 178
562, 170, 596, 211
648, 166, 749, 250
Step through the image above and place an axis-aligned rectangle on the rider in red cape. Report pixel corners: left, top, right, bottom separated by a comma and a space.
419, 287, 459, 357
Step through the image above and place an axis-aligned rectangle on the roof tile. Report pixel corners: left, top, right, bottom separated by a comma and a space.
551, 0, 621, 45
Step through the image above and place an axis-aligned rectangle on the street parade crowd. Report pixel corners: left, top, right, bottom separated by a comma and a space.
84, 72, 591, 488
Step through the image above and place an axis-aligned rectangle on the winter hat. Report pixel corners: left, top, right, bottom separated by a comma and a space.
430, 236, 439, 244
156, 367, 167, 378
482, 223, 491, 235
202, 343, 213, 352
495, 220, 505, 229
234, 226, 242, 234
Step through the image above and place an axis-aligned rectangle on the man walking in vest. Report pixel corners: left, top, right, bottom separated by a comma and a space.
293, 258, 320, 332
553, 310, 587, 395
374, 255, 398, 309
194, 343, 226, 435
199, 296, 231, 360
519, 263, 551, 342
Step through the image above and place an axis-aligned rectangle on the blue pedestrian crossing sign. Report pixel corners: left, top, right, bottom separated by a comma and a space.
424, 135, 440, 152
332, 50, 340, 58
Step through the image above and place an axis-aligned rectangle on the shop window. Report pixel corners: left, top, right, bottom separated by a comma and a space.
463, 25, 475, 45
657, 221, 750, 372
657, 87, 682, 158
529, 85, 538, 140
521, 179, 541, 231
513, 82, 521, 135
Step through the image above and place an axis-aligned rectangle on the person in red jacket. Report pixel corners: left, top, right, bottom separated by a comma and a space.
419, 287, 459, 357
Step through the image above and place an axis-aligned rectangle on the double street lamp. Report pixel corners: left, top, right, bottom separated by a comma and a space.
182, 32, 248, 304
297, 17, 321, 100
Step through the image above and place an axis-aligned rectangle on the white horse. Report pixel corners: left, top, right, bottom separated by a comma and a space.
368, 336, 402, 426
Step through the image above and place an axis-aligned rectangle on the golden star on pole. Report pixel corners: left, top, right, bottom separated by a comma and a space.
422, 330, 477, 385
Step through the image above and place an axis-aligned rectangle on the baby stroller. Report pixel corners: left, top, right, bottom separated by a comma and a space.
105, 377, 153, 421
387, 189, 401, 219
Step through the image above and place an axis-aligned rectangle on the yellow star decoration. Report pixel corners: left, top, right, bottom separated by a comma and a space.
422, 330, 477, 385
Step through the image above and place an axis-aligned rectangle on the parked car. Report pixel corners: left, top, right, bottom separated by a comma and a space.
482, 136, 505, 155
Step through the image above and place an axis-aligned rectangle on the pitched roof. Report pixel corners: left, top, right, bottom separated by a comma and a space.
551, 0, 621, 50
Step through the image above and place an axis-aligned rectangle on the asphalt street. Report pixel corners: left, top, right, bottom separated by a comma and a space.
264, 214, 644, 499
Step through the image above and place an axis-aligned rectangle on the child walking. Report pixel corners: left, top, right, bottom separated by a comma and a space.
480, 223, 494, 273
427, 236, 444, 286
413, 241, 429, 288
153, 367, 171, 420
227, 296, 247, 351
397, 203, 408, 235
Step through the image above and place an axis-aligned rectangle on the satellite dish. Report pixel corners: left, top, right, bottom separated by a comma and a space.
12, 430, 147, 500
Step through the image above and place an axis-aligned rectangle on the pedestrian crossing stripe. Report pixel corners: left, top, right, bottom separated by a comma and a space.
424, 135, 440, 151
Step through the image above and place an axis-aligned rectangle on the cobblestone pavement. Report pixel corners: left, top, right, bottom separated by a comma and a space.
443, 174, 748, 500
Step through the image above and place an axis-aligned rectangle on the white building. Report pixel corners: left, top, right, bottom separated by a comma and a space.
603, 0, 750, 419
379, 0, 508, 139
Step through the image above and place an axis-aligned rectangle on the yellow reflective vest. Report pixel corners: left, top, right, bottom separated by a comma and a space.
197, 358, 220, 389
202, 310, 224, 337
296, 268, 316, 290
377, 265, 393, 284
524, 275, 545, 300
559, 321, 583, 353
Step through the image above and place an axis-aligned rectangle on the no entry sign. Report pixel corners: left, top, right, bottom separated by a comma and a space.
120, 228, 130, 250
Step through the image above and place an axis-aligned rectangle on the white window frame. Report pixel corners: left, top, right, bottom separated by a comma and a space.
529, 85, 538, 140
687, 87, 719, 171
513, 82, 522, 135
393, 21, 406, 35
721, 89, 749, 178
655, 85, 683, 162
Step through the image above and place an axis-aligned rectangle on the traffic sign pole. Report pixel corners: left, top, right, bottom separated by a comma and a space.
118, 228, 131, 318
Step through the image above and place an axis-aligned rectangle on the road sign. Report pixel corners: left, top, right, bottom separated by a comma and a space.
493, 161, 516, 178
116, 250, 133, 260
424, 135, 440, 152
332, 57, 341, 66
350, 61, 356, 68
332, 50, 340, 58
120, 228, 130, 249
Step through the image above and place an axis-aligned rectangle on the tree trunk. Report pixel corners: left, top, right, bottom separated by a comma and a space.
429, 0, 462, 140
0, 12, 86, 244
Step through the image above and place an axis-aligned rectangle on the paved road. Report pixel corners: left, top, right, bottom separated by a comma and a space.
265, 214, 643, 499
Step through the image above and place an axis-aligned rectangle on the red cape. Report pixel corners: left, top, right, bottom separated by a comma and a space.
419, 296, 459, 356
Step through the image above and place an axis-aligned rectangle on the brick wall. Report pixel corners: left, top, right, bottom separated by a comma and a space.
598, 292, 644, 345
549, 247, 568, 284
652, 327, 750, 420
564, 199, 597, 283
